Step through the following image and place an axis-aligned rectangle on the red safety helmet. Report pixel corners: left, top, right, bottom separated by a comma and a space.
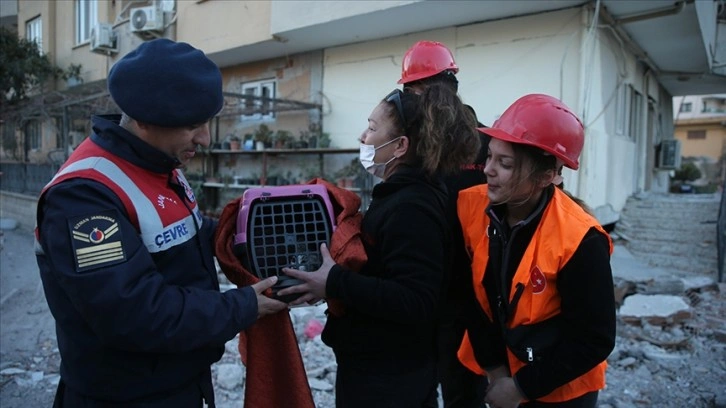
397, 41, 459, 84
478, 94, 584, 170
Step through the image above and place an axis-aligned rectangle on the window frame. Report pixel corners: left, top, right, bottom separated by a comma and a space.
615, 84, 631, 136
628, 86, 642, 141
25, 120, 41, 151
679, 102, 692, 113
75, 0, 98, 45
25, 16, 43, 53
241, 79, 277, 122
686, 130, 706, 140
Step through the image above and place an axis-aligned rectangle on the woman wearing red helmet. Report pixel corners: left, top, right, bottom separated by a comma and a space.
400, 40, 490, 408
457, 94, 616, 407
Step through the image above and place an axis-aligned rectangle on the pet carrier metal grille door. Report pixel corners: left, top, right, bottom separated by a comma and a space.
233, 185, 336, 301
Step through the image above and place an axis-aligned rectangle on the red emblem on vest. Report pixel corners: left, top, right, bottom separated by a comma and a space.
530, 265, 546, 294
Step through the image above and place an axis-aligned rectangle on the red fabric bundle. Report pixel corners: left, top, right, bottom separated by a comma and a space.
212, 179, 366, 407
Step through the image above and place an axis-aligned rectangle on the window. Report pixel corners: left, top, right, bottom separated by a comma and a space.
615, 84, 630, 136
75, 0, 97, 44
25, 120, 41, 150
2, 120, 17, 154
628, 87, 642, 140
54, 117, 62, 148
615, 84, 642, 140
679, 102, 692, 113
702, 98, 726, 113
26, 16, 42, 53
241, 79, 276, 121
687, 130, 706, 140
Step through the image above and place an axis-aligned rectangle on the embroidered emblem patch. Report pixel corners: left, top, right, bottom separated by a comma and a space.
68, 210, 126, 272
530, 265, 547, 294
178, 175, 196, 203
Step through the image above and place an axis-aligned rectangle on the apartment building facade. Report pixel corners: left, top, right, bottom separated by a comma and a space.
4, 0, 726, 223
673, 94, 726, 186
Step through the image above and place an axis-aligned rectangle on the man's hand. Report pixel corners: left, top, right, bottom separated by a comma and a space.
251, 276, 287, 318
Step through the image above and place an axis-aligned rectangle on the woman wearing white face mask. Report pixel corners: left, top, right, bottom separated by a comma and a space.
279, 84, 480, 407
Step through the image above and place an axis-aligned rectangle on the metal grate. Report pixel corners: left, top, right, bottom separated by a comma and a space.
247, 198, 332, 278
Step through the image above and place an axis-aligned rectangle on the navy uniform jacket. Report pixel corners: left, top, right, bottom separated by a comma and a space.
35, 115, 258, 405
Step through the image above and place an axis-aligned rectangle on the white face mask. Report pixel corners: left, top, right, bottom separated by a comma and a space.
359, 137, 401, 179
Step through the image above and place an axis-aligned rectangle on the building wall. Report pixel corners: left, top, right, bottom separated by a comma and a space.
674, 122, 726, 160
176, 1, 272, 52
212, 50, 322, 152
11, 1, 684, 223
673, 94, 726, 162
0, 191, 37, 232
270, 0, 417, 33
321, 9, 588, 149
17, 1, 120, 87
320, 6, 675, 223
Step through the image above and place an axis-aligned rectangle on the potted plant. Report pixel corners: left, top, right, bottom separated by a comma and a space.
254, 124, 274, 149
205, 173, 221, 184
334, 158, 360, 188
318, 132, 331, 148
228, 135, 242, 151
274, 130, 294, 149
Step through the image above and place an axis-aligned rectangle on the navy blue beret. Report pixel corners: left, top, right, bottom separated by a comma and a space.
108, 38, 223, 127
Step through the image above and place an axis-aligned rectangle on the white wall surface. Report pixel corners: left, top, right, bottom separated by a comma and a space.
270, 0, 418, 33
321, 6, 671, 221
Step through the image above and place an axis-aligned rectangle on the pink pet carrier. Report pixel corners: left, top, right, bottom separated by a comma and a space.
233, 184, 336, 302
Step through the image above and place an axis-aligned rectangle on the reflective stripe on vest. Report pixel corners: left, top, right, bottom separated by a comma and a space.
456, 185, 612, 402
39, 139, 201, 254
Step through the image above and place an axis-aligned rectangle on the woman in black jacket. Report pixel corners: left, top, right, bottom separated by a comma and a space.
280, 84, 480, 407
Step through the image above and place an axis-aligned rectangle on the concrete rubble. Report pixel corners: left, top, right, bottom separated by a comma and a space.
1, 220, 725, 407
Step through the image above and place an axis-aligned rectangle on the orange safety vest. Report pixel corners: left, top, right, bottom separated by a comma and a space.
456, 185, 612, 403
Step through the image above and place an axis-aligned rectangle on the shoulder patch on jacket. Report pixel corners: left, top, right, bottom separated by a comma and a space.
68, 210, 126, 272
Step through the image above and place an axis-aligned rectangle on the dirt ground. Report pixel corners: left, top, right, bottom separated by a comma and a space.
2, 225, 725, 407
0, 227, 57, 407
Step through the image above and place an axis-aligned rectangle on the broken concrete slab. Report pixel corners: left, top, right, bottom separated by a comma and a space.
610, 245, 677, 283
619, 294, 692, 324
0, 218, 18, 231
680, 276, 716, 291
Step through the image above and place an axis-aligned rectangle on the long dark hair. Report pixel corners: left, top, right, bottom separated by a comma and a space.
382, 83, 479, 176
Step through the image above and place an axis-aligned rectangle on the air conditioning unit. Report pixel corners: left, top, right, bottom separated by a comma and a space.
656, 139, 682, 169
130, 6, 164, 35
90, 23, 118, 54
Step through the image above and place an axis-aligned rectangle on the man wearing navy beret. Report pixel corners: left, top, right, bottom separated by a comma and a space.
35, 38, 288, 407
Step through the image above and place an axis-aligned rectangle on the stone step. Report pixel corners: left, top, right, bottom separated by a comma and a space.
627, 192, 721, 205
619, 209, 718, 224
616, 192, 723, 279
626, 249, 718, 276
625, 240, 717, 261
615, 223, 716, 243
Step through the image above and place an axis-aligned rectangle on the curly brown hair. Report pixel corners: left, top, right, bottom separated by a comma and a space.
380, 84, 480, 176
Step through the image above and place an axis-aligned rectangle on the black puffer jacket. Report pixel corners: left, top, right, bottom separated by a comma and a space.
324, 166, 449, 368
